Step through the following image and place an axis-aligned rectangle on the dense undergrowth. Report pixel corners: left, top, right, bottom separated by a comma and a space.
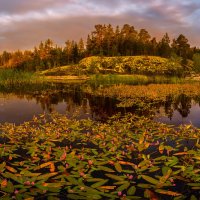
38, 66, 82, 76
79, 56, 188, 76
39, 55, 193, 77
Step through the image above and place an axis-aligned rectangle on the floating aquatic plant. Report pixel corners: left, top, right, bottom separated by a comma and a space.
0, 113, 200, 199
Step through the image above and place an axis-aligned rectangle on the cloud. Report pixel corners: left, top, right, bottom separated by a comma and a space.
0, 0, 70, 14
0, 0, 199, 51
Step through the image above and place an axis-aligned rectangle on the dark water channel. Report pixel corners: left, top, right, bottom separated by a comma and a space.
0, 83, 200, 127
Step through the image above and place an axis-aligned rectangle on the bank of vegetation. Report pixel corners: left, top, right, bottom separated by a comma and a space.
79, 56, 188, 76
0, 69, 44, 87
86, 83, 200, 107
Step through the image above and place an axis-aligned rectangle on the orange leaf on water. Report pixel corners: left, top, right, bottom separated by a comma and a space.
145, 189, 159, 200
119, 161, 135, 166
5, 166, 17, 173
60, 151, 67, 161
39, 162, 52, 169
155, 189, 182, 196
50, 163, 55, 172
100, 186, 116, 190
173, 152, 189, 156
1, 179, 8, 188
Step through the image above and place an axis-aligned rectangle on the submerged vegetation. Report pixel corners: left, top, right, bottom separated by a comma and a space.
84, 83, 200, 118
0, 113, 200, 199
88, 83, 200, 103
85, 83, 200, 107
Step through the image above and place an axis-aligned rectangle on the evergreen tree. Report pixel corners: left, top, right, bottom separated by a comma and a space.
149, 38, 158, 56
138, 29, 151, 55
158, 33, 171, 58
78, 38, 85, 59
0, 23, 196, 71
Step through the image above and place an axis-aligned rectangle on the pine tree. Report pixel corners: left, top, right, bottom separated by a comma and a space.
158, 33, 171, 57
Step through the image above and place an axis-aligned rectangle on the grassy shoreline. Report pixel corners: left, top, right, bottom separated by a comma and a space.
0, 69, 44, 85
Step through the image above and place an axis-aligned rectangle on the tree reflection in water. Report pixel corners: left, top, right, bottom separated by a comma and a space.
0, 83, 200, 126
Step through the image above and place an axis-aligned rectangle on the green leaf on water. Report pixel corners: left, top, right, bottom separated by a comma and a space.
87, 178, 105, 182
162, 166, 171, 175
124, 196, 142, 199
114, 181, 130, 185
127, 186, 136, 195
105, 174, 125, 181
45, 182, 64, 188
137, 183, 153, 189
35, 184, 48, 190
117, 182, 130, 191
0, 162, 6, 171
97, 166, 115, 173
190, 195, 198, 200
22, 170, 41, 177
188, 183, 200, 187
149, 166, 160, 173
66, 176, 79, 185
86, 194, 102, 200
141, 175, 159, 185
91, 179, 108, 188
37, 172, 58, 180
2, 172, 23, 184
114, 162, 122, 173
67, 194, 86, 199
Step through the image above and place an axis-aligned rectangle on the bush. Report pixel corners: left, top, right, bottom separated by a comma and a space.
79, 56, 185, 76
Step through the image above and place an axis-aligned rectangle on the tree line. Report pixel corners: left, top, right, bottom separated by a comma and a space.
0, 24, 199, 71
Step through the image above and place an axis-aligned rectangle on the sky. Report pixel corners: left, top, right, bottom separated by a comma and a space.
0, 0, 200, 51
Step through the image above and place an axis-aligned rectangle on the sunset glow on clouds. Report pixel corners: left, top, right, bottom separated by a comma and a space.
0, 0, 199, 51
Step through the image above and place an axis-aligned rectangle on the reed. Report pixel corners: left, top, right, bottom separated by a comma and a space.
88, 74, 184, 87
0, 68, 44, 87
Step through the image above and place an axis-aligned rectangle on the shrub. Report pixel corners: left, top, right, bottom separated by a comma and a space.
79, 56, 185, 76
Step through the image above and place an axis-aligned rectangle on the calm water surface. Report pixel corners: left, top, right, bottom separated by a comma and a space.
0, 89, 120, 124
0, 83, 200, 127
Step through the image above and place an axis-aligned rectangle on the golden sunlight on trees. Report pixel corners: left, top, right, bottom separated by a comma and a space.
0, 24, 199, 71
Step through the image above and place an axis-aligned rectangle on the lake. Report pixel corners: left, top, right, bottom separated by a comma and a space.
1, 82, 200, 199
1, 82, 200, 127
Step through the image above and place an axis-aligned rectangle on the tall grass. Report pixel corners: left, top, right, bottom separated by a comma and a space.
0, 69, 45, 92
0, 69, 43, 83
88, 74, 184, 87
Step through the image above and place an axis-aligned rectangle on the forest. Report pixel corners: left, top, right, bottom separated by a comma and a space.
0, 24, 200, 72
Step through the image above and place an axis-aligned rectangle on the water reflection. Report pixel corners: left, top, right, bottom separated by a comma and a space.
0, 87, 123, 124
0, 84, 200, 127
156, 94, 200, 127
162, 94, 192, 120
